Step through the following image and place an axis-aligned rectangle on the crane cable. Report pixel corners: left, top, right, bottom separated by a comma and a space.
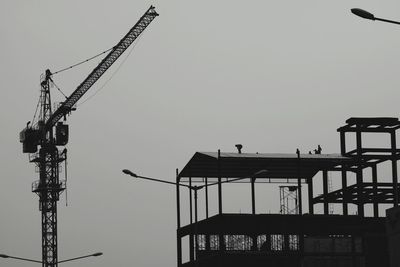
51, 80, 68, 99
77, 33, 143, 107
47, 28, 144, 108
30, 47, 113, 125
52, 47, 114, 76
31, 90, 41, 126
32, 80, 67, 125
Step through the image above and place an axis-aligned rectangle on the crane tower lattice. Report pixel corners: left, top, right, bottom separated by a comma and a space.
19, 6, 158, 267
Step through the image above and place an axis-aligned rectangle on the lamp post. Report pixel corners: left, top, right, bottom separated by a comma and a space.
122, 169, 189, 187
0, 252, 103, 264
123, 168, 269, 220
122, 169, 202, 261
351, 8, 400, 25
350, 8, 400, 209
122, 169, 268, 264
122, 169, 269, 219
0, 254, 42, 264
57, 252, 103, 264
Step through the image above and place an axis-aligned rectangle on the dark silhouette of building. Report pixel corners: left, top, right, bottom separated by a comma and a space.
175, 117, 400, 267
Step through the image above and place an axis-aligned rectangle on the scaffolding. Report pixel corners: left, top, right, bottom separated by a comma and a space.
174, 117, 399, 267
279, 186, 299, 215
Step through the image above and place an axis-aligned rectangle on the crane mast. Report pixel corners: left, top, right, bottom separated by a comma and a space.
19, 6, 158, 267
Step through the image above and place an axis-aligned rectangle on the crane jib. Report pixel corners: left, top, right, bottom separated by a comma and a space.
45, 6, 158, 131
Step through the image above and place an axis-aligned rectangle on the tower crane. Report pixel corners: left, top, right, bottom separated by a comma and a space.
19, 6, 158, 267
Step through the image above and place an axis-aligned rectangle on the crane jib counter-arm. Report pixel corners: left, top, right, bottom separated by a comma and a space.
45, 6, 158, 131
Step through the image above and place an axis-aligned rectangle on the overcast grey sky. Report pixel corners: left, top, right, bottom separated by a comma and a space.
1, 1, 400, 266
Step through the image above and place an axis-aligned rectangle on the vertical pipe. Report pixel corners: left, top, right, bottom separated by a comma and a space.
391, 131, 398, 207
176, 169, 181, 228
204, 178, 210, 253
279, 187, 282, 213
297, 178, 302, 215
372, 165, 378, 217
298, 158, 305, 254
323, 170, 329, 215
356, 127, 364, 217
341, 169, 348, 216
340, 131, 346, 155
189, 177, 193, 224
205, 177, 209, 219
194, 188, 198, 261
297, 153, 303, 215
189, 177, 194, 262
251, 178, 256, 215
217, 150, 224, 253
308, 178, 314, 214
340, 130, 349, 215
218, 149, 222, 214
176, 169, 182, 267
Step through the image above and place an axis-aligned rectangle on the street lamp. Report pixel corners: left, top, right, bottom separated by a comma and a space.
122, 169, 203, 225
122, 169, 269, 189
122, 169, 189, 188
0, 254, 41, 264
58, 252, 103, 264
123, 169, 201, 261
351, 8, 400, 25
350, 8, 400, 208
122, 168, 269, 262
0, 252, 103, 264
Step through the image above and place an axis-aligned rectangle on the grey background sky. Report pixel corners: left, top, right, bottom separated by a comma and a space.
1, 1, 400, 266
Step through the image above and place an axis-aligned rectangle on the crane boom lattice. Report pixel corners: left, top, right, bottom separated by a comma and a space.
46, 6, 158, 130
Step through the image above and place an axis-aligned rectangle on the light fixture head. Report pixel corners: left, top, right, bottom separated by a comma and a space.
92, 252, 103, 257
351, 8, 375, 20
122, 169, 138, 177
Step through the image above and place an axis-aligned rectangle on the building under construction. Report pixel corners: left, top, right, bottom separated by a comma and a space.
175, 117, 400, 267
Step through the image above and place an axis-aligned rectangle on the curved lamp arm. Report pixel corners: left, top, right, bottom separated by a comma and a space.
351, 8, 400, 25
